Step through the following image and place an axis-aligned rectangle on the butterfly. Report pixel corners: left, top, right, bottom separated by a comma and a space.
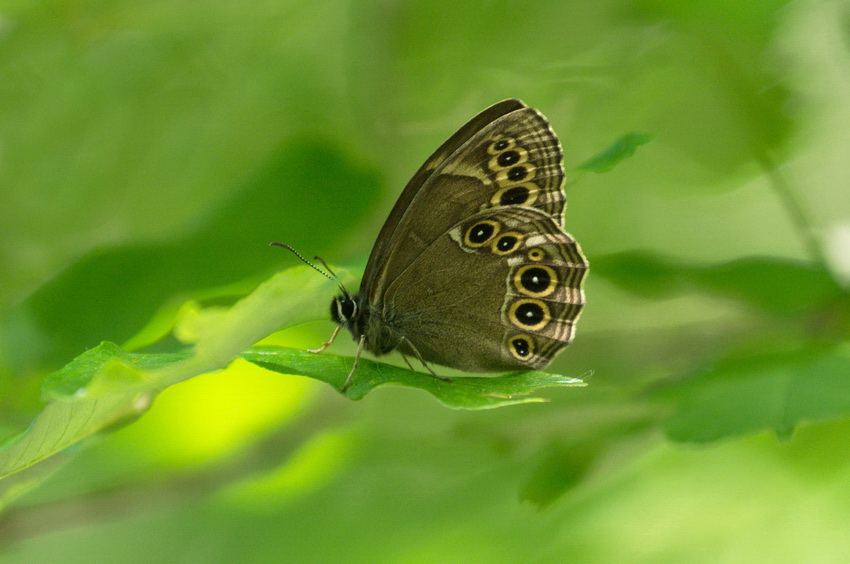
312, 99, 587, 391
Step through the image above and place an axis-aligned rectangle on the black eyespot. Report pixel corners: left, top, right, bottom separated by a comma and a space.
497, 235, 519, 253
507, 166, 527, 181
499, 185, 530, 205
497, 150, 520, 167
515, 302, 545, 326
494, 139, 509, 151
521, 267, 551, 293
469, 222, 495, 244
512, 338, 531, 357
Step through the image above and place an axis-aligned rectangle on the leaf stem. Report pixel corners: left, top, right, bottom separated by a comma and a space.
757, 152, 829, 268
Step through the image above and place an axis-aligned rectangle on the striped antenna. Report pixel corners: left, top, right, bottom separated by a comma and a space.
269, 242, 335, 282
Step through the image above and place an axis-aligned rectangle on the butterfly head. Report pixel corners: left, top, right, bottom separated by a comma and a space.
330, 290, 363, 334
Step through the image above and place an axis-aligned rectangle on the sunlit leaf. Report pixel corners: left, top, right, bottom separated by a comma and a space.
0, 266, 339, 480
0, 349, 155, 479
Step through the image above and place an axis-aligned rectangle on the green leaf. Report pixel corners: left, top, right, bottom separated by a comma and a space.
0, 343, 157, 480
0, 264, 586, 483
658, 344, 850, 443
43, 342, 190, 399
0, 265, 340, 480
241, 347, 586, 410
576, 133, 654, 173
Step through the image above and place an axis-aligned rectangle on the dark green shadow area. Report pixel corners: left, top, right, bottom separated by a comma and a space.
593, 251, 849, 318
5, 139, 380, 374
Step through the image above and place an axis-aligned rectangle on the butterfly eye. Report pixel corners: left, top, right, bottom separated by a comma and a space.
331, 296, 357, 323
464, 220, 501, 247
508, 335, 535, 361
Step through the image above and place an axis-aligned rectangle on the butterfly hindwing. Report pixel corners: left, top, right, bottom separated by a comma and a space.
381, 207, 586, 372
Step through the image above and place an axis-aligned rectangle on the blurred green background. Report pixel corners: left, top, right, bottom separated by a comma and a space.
2, 0, 850, 561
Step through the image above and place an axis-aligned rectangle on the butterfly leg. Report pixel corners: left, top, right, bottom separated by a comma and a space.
400, 353, 417, 372
400, 337, 452, 383
308, 325, 342, 354
341, 334, 366, 393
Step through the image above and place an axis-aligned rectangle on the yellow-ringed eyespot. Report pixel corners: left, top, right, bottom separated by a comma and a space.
487, 137, 515, 155
464, 219, 501, 247
490, 183, 538, 207
491, 231, 523, 255
487, 147, 528, 171
508, 299, 550, 331
508, 334, 535, 361
496, 163, 535, 184
527, 248, 546, 261
513, 264, 558, 298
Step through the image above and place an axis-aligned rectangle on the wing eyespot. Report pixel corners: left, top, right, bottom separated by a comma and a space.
487, 147, 529, 171
527, 248, 546, 261
464, 220, 501, 247
513, 264, 557, 298
487, 137, 515, 155
496, 163, 535, 184
491, 231, 523, 255
491, 183, 538, 207
508, 299, 550, 331
508, 334, 535, 361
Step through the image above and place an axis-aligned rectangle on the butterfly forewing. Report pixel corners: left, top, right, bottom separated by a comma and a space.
441, 108, 566, 225
360, 99, 525, 296
362, 101, 567, 303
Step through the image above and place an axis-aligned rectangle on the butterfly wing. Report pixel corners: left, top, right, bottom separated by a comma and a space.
360, 99, 523, 294
381, 207, 587, 372
361, 99, 567, 302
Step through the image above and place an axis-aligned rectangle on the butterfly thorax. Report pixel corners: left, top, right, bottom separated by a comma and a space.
331, 293, 400, 356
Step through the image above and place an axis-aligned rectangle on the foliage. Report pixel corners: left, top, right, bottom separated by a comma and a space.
1, 0, 849, 562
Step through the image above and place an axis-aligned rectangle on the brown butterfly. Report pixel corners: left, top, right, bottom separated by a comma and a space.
312, 99, 587, 391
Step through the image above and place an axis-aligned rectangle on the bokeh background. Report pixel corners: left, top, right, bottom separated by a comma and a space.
2, 0, 850, 562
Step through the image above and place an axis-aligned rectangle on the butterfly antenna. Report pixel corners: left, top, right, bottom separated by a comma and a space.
270, 242, 335, 282
313, 255, 337, 278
